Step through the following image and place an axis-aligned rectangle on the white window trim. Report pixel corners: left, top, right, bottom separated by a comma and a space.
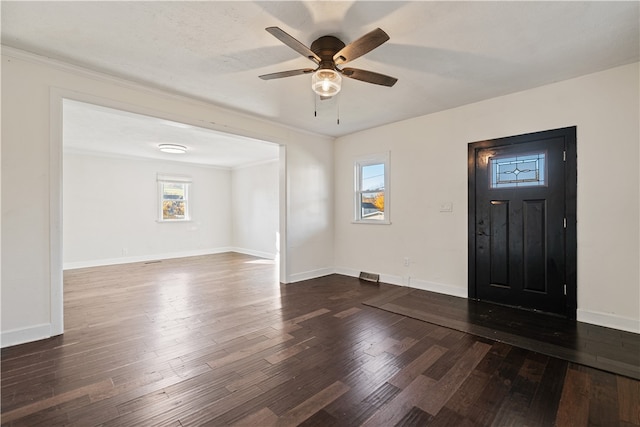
353, 152, 391, 224
157, 174, 192, 222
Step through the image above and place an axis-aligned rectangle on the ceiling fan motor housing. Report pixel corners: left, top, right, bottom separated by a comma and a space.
310, 36, 346, 68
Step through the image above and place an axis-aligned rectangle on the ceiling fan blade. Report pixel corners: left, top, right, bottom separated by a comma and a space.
259, 68, 315, 80
266, 27, 321, 64
333, 28, 390, 65
341, 68, 398, 87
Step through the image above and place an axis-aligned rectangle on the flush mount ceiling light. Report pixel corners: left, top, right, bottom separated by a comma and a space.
158, 144, 187, 154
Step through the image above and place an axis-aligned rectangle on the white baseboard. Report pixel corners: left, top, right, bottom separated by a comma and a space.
333, 267, 361, 278
334, 267, 467, 298
287, 267, 335, 284
577, 309, 640, 334
1, 323, 54, 348
409, 277, 468, 298
229, 247, 276, 260
63, 247, 234, 270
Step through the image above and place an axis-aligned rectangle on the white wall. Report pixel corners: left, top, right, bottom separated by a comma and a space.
1, 48, 334, 347
335, 62, 640, 333
231, 160, 279, 259
285, 135, 335, 282
63, 151, 232, 268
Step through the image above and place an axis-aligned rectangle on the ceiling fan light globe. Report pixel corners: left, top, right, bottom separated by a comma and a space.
312, 69, 341, 97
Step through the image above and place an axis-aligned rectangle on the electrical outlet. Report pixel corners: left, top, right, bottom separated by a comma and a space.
403, 257, 410, 267
122, 248, 128, 256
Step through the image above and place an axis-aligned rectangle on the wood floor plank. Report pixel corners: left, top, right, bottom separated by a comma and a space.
428, 406, 476, 427
388, 344, 448, 389
206, 333, 294, 370
0, 378, 113, 423
321, 366, 401, 425
617, 375, 640, 424
265, 337, 316, 365
417, 341, 491, 415
297, 408, 339, 427
276, 380, 350, 427
364, 336, 399, 357
334, 381, 402, 425
443, 342, 509, 421
526, 356, 568, 425
231, 406, 278, 426
225, 369, 270, 393
394, 405, 433, 426
387, 336, 419, 356
422, 333, 476, 381
555, 366, 591, 427
333, 307, 362, 318
361, 285, 413, 307
465, 345, 529, 426
284, 308, 332, 326
587, 364, 621, 426
117, 389, 170, 416
66, 364, 212, 425
491, 356, 548, 426
361, 374, 437, 427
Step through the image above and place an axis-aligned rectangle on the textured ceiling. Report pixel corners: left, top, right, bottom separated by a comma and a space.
63, 99, 279, 168
2, 1, 639, 140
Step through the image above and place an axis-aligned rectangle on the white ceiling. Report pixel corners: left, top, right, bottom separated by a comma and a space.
2, 1, 639, 141
63, 99, 279, 168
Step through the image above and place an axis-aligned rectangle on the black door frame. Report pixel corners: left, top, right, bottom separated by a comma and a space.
468, 126, 577, 318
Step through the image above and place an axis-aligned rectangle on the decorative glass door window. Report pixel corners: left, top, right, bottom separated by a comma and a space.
489, 153, 546, 189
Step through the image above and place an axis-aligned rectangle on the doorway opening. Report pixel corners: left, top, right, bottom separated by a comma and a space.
51, 93, 286, 335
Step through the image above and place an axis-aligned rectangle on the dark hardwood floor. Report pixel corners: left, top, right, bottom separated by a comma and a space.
2, 253, 639, 426
364, 286, 640, 380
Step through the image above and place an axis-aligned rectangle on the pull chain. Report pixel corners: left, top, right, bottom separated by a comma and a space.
312, 94, 342, 124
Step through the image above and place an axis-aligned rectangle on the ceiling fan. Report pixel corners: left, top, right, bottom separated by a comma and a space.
259, 27, 398, 98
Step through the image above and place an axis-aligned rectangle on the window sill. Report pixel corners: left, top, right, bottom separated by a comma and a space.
351, 220, 391, 225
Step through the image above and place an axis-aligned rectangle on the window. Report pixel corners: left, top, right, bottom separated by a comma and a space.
489, 152, 546, 189
157, 174, 191, 221
354, 152, 390, 223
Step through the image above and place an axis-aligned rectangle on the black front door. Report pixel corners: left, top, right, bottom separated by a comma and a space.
468, 127, 576, 317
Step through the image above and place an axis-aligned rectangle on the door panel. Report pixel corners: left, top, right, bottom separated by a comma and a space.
523, 199, 546, 293
489, 200, 509, 286
469, 128, 576, 317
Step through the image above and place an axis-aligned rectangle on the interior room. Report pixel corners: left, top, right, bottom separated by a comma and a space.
62, 99, 281, 271
1, 1, 639, 425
